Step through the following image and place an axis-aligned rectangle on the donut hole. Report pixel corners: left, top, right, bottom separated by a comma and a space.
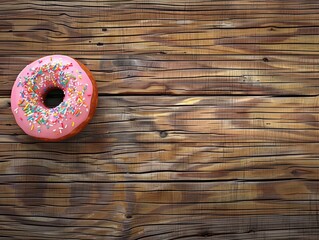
43, 88, 65, 108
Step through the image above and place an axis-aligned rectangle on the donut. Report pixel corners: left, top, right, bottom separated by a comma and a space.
11, 55, 98, 141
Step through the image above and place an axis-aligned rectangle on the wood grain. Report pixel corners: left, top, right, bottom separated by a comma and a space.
1, 0, 319, 95
1, 0, 319, 239
1, 96, 319, 239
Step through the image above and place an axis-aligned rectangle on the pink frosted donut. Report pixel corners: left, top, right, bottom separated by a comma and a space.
11, 55, 98, 141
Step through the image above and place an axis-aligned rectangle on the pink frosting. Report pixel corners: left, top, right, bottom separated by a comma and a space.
11, 55, 95, 140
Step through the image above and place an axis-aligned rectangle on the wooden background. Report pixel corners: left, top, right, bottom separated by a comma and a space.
1, 0, 319, 239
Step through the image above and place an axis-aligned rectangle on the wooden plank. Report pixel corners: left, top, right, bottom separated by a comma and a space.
2, 95, 319, 144
0, 95, 319, 238
1, 0, 319, 95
